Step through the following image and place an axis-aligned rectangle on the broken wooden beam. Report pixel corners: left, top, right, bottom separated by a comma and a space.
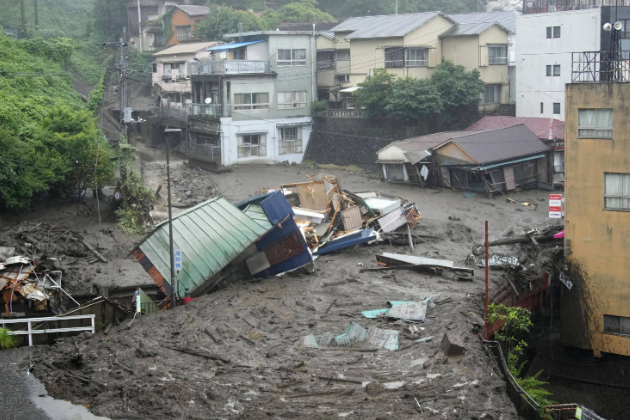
82, 240, 107, 263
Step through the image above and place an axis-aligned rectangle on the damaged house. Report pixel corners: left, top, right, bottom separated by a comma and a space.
133, 193, 312, 305
378, 125, 552, 193
432, 125, 552, 193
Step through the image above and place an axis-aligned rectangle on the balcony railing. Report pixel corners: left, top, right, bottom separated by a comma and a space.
571, 51, 630, 83
523, 0, 623, 14
177, 33, 197, 42
191, 103, 222, 117
177, 142, 221, 161
489, 57, 508, 65
189, 60, 271, 75
317, 60, 335, 69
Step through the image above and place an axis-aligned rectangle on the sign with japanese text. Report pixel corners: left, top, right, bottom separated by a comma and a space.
174, 248, 183, 272
549, 194, 563, 219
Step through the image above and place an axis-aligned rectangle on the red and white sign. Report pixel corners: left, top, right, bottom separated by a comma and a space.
114, 191, 122, 201
549, 194, 563, 218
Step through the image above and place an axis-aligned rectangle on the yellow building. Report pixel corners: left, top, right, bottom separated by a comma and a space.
562, 81, 630, 357
318, 11, 517, 112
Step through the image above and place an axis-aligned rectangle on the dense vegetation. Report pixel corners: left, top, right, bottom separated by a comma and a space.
0, 32, 115, 208
354, 61, 485, 123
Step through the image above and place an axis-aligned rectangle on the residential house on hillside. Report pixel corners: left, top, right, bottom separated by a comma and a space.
466, 115, 566, 183
179, 30, 315, 167
164, 5, 210, 46
316, 11, 517, 112
377, 125, 552, 193
127, 0, 190, 52
516, 4, 630, 120
152, 41, 223, 114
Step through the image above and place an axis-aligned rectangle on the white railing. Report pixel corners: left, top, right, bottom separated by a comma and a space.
0, 314, 96, 346
189, 60, 270, 75
178, 143, 222, 160
191, 103, 222, 117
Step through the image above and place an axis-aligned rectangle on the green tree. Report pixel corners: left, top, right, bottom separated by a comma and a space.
195, 5, 266, 41
90, 0, 127, 43
353, 69, 396, 117
261, 0, 335, 28
430, 59, 484, 123
20, 37, 75, 66
413, 0, 476, 13
384, 77, 442, 122
319, 0, 417, 17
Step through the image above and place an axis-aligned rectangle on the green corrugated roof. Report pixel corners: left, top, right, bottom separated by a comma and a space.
242, 204, 273, 230
138, 197, 271, 297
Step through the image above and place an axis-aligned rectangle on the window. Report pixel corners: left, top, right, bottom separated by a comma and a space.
604, 173, 630, 210
172, 93, 181, 103
406, 48, 428, 67
153, 33, 165, 47
233, 93, 270, 110
546, 26, 561, 38
238, 134, 266, 157
604, 315, 630, 335
385, 47, 404, 68
336, 50, 350, 61
152, 63, 157, 73
513, 161, 536, 186
176, 25, 193, 41
317, 51, 334, 69
621, 20, 630, 39
278, 91, 307, 109
553, 103, 560, 114
488, 45, 508, 65
578, 109, 613, 138
546, 65, 560, 76
335, 74, 349, 84
483, 85, 501, 103
540, 102, 544, 114
279, 127, 303, 155
553, 64, 561, 76
277, 49, 306, 66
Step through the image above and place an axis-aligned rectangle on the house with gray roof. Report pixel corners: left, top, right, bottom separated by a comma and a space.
376, 125, 553, 192
316, 11, 518, 113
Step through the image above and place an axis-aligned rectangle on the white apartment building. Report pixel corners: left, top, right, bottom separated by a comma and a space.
516, 9, 601, 120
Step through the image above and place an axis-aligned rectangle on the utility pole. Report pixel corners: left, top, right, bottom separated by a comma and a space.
118, 27, 129, 141
395, 0, 398, 14
20, 0, 27, 37
34, 0, 38, 30
137, 0, 143, 52
164, 128, 182, 308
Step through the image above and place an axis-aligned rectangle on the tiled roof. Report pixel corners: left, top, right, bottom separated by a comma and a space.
176, 5, 210, 16
330, 12, 450, 39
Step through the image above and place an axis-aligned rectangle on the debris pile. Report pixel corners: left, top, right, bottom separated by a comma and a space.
261, 173, 422, 255
0, 253, 74, 317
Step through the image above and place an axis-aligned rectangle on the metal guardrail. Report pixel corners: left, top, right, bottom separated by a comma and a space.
177, 142, 221, 160
523, 0, 622, 14
0, 314, 95, 346
317, 60, 335, 69
189, 60, 270, 75
571, 51, 630, 83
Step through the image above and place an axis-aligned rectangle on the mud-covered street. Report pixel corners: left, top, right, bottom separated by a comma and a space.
0, 139, 559, 419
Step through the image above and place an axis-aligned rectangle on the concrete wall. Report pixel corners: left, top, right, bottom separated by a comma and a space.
219, 116, 313, 166
562, 82, 630, 357
516, 9, 601, 121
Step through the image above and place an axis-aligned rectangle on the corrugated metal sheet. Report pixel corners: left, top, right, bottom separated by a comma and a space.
335, 322, 367, 346
386, 301, 428, 321
447, 11, 517, 33
243, 204, 273, 230
440, 21, 507, 37
366, 326, 399, 351
137, 198, 271, 297
331, 12, 445, 39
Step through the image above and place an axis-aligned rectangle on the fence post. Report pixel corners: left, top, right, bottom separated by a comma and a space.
91, 315, 95, 335
27, 320, 33, 346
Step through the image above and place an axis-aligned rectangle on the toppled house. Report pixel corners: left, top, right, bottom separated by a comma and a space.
466, 116, 566, 186
133, 193, 313, 305
377, 125, 553, 193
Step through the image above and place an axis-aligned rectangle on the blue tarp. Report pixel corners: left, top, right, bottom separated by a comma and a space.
206, 40, 266, 52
